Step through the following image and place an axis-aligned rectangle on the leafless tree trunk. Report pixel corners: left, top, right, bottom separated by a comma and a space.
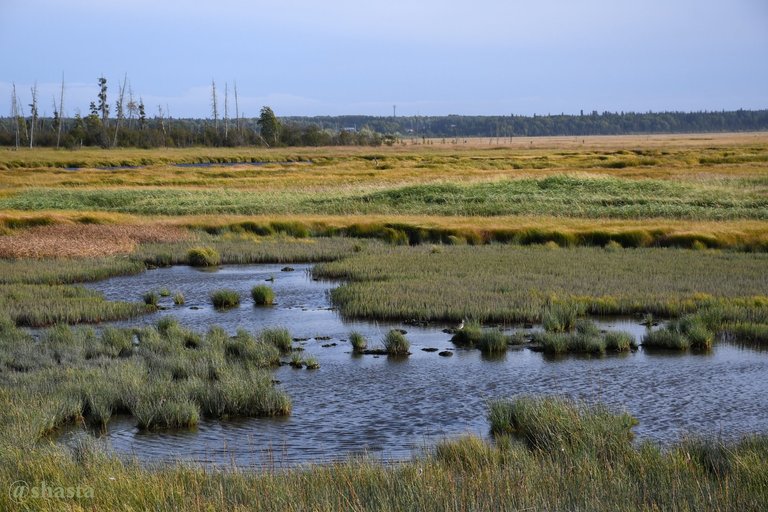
113, 74, 128, 147
56, 74, 65, 149
224, 82, 229, 142
234, 81, 241, 138
10, 84, 19, 150
28, 82, 38, 148
126, 84, 137, 130
211, 79, 219, 134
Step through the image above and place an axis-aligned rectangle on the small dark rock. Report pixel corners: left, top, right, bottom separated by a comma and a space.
293, 337, 309, 342
422, 347, 439, 352
438, 351, 453, 357
281, 266, 295, 272
189, 306, 201, 310
321, 344, 333, 348
315, 336, 332, 341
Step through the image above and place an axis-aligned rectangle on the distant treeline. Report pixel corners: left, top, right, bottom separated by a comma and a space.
1, 109, 766, 149
286, 109, 768, 138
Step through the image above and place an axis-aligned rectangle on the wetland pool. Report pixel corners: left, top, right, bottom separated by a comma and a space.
68, 263, 768, 467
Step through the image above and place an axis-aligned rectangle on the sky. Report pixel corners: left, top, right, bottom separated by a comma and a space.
1, 0, 766, 118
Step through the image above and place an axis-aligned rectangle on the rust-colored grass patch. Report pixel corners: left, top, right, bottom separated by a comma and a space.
0, 223, 191, 258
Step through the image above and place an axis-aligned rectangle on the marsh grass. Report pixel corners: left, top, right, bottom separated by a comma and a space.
349, 331, 368, 353
143, 291, 159, 306
451, 321, 483, 347
210, 289, 240, 309
316, 245, 768, 325
187, 246, 220, 267
260, 327, 293, 354
488, 396, 638, 460
173, 292, 185, 305
643, 315, 714, 351
476, 329, 508, 354
383, 329, 410, 355
251, 285, 275, 306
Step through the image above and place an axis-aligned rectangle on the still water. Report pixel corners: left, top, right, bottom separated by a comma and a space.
77, 264, 768, 467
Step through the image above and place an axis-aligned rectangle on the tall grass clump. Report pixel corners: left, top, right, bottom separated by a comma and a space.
143, 291, 159, 306
210, 289, 240, 309
224, 329, 280, 367
451, 320, 482, 347
260, 327, 292, 354
349, 331, 368, 353
251, 285, 275, 306
187, 246, 221, 267
643, 315, 714, 351
605, 331, 637, 352
542, 303, 582, 332
383, 329, 410, 355
488, 396, 638, 460
477, 329, 508, 354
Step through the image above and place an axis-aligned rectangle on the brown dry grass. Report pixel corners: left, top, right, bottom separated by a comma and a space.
0, 223, 190, 258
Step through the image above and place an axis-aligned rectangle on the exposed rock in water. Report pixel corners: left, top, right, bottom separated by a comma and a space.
438, 351, 453, 357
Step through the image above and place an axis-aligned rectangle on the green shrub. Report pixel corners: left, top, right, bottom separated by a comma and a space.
251, 285, 275, 306
187, 246, 221, 267
173, 292, 185, 305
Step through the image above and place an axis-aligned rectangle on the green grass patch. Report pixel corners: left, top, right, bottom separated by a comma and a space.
251, 285, 275, 306
210, 289, 240, 309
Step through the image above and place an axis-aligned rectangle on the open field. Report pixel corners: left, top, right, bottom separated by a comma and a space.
1, 134, 767, 509
0, 133, 766, 252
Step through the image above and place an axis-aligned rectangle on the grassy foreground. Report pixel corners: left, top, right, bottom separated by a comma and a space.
1, 391, 766, 511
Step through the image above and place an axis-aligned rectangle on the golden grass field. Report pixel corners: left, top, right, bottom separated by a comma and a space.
0, 132, 766, 256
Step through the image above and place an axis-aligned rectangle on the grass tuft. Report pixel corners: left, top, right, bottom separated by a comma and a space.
251, 285, 275, 306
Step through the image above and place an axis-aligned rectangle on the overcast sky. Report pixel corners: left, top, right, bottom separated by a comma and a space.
1, 0, 766, 117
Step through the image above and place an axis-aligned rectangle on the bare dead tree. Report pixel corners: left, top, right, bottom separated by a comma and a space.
56, 73, 65, 149
211, 79, 219, 135
224, 82, 229, 142
113, 74, 128, 147
28, 82, 38, 148
10, 84, 20, 150
233, 81, 241, 138
126, 83, 137, 130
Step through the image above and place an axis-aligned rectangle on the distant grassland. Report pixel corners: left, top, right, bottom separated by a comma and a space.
0, 133, 767, 252
314, 245, 768, 323
2, 175, 766, 220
